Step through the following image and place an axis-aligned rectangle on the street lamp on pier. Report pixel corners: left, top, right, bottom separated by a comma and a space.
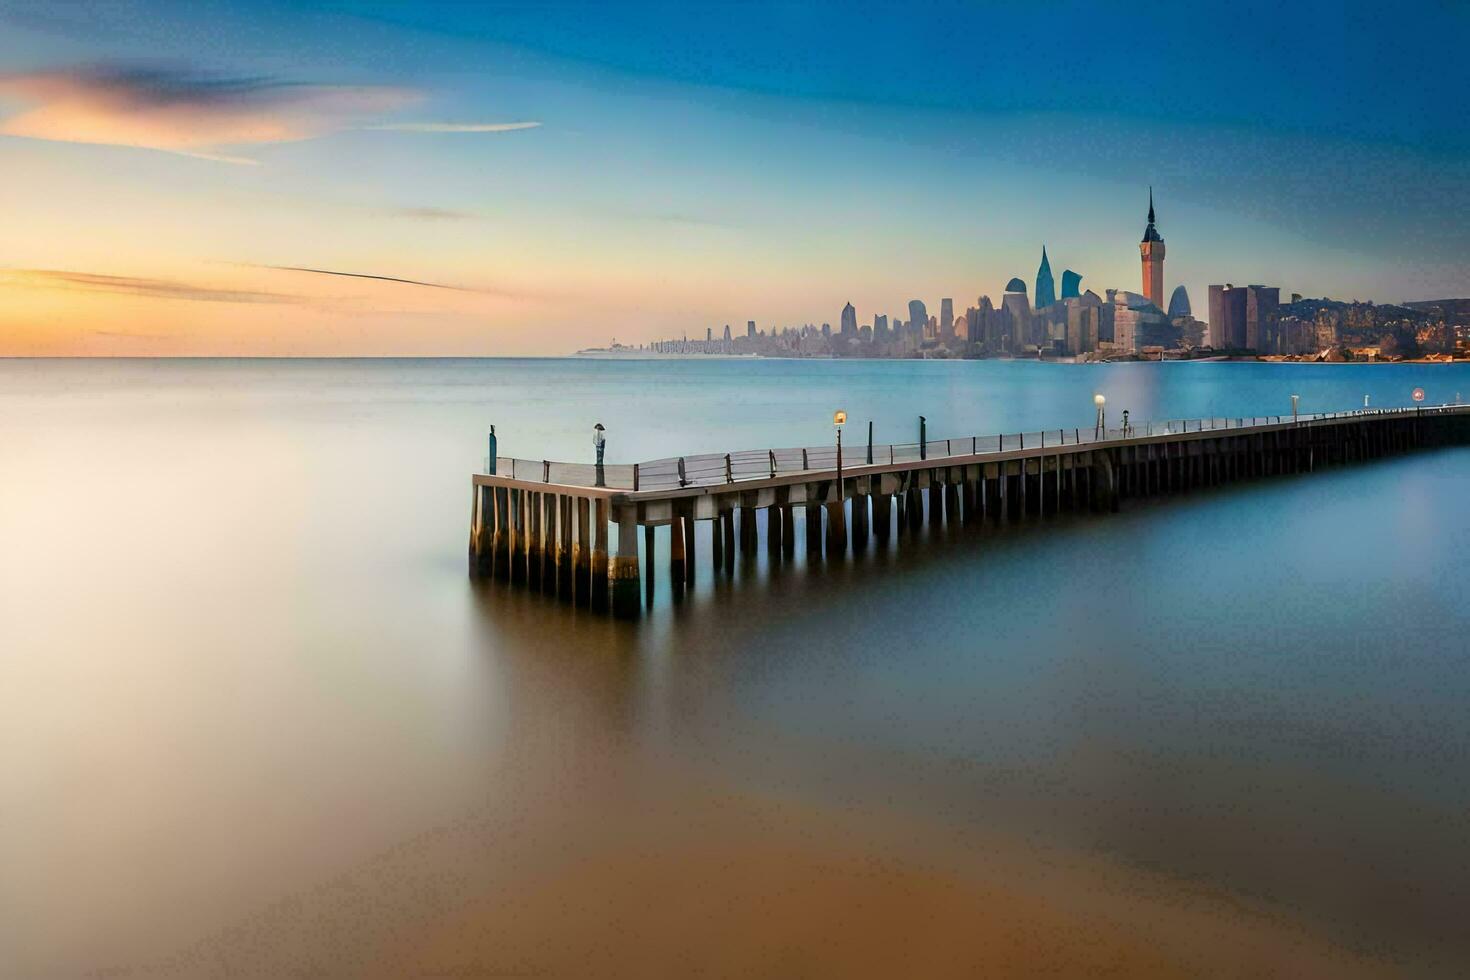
1291, 394, 1300, 424
1093, 393, 1106, 437
833, 410, 847, 487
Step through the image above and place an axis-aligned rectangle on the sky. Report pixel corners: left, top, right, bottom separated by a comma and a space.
1, 0, 1467, 355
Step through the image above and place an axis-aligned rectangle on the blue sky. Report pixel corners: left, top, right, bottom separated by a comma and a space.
1, 0, 1466, 354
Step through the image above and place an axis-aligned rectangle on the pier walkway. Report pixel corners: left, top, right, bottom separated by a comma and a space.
469, 404, 1470, 617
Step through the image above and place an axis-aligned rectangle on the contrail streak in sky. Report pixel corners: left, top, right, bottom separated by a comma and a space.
265, 265, 466, 290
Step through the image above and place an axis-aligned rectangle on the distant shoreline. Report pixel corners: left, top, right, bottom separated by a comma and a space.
571, 351, 1468, 365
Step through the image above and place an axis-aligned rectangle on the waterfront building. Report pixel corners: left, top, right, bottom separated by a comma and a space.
1061, 269, 1083, 300
1246, 285, 1280, 352
840, 302, 857, 336
1140, 188, 1166, 309
1109, 289, 1172, 352
1064, 291, 1102, 355
1035, 247, 1056, 309
1208, 284, 1246, 349
1207, 283, 1279, 351
1278, 316, 1317, 355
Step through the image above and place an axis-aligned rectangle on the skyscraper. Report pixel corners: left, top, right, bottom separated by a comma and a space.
747, 320, 756, 339
1207, 284, 1246, 349
939, 298, 954, 341
1034, 247, 1056, 309
907, 299, 927, 334
1167, 285, 1191, 318
1245, 285, 1280, 352
1061, 269, 1082, 300
840, 302, 857, 336
1139, 188, 1166, 310
1207, 284, 1278, 350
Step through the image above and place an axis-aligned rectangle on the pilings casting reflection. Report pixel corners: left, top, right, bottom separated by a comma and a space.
469, 406, 1470, 619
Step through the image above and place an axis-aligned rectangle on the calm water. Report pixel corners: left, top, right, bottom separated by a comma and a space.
2, 358, 1468, 977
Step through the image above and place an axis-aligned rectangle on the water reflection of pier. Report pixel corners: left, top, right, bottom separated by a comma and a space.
469, 405, 1470, 618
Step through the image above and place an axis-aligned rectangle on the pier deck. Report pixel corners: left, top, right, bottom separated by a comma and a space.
469, 404, 1470, 617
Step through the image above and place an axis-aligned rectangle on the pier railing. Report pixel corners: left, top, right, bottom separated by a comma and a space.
485, 404, 1460, 492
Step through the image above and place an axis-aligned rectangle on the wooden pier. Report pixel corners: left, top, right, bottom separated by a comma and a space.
469, 405, 1470, 618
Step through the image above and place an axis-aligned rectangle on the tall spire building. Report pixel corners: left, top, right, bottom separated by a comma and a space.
1034, 246, 1056, 309
1139, 188, 1165, 309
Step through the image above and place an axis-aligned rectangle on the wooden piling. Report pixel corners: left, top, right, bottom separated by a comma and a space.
557, 496, 573, 600
526, 491, 542, 591
509, 489, 526, 585
610, 504, 640, 619
740, 505, 758, 557
644, 524, 655, 603
574, 496, 591, 607
592, 499, 610, 610
721, 508, 736, 571
873, 492, 892, 542
851, 493, 870, 550
541, 492, 557, 592
670, 511, 686, 586
826, 499, 847, 556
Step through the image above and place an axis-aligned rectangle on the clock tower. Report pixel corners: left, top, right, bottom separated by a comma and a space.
1139, 188, 1165, 309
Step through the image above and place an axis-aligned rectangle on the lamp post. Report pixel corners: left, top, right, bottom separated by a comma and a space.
919, 415, 927, 460
593, 422, 606, 487
1093, 393, 1105, 438
1121, 409, 1130, 436
1364, 394, 1370, 410
1291, 393, 1299, 424
834, 410, 847, 487
487, 424, 497, 475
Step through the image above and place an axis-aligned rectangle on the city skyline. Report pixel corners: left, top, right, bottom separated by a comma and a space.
2, 0, 1468, 356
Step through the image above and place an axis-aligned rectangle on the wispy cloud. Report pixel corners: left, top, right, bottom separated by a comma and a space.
0, 65, 417, 163
2, 268, 298, 304
252, 264, 537, 302
389, 206, 487, 222
261, 265, 472, 291
361, 121, 540, 133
